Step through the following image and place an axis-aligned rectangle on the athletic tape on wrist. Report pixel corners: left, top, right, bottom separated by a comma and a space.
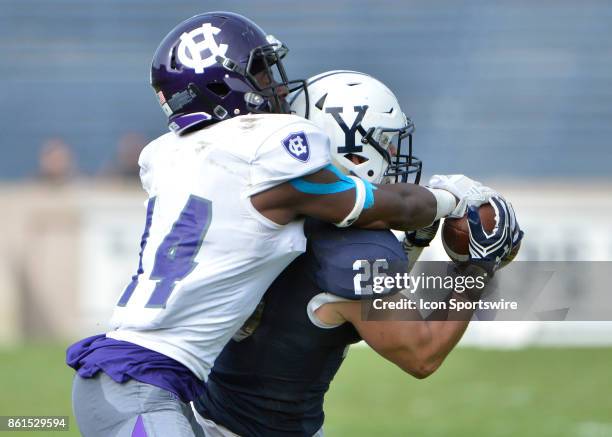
426, 188, 457, 221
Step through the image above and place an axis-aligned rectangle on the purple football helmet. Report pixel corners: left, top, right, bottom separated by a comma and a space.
151, 11, 307, 134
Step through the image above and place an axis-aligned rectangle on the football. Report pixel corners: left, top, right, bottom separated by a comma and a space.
442, 203, 520, 265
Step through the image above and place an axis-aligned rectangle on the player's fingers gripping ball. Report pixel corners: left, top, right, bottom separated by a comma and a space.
442, 196, 523, 273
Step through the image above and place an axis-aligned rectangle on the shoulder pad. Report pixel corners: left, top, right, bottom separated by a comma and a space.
305, 221, 408, 300
247, 116, 331, 196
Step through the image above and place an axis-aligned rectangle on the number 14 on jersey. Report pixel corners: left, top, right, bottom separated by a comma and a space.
117, 195, 212, 308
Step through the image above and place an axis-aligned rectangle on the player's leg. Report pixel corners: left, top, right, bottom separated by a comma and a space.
72, 372, 204, 437
191, 408, 240, 437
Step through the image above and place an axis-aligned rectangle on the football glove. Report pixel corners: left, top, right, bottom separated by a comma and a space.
403, 220, 440, 249
467, 195, 523, 276
427, 174, 499, 218
400, 220, 440, 273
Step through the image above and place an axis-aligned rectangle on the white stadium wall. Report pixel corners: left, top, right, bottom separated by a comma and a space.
0, 181, 610, 347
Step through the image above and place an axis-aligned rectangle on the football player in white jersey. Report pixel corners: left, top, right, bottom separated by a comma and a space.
66, 13, 502, 437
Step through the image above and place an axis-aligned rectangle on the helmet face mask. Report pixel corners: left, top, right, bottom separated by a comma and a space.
361, 121, 421, 184
240, 40, 307, 115
289, 70, 421, 185
151, 12, 308, 134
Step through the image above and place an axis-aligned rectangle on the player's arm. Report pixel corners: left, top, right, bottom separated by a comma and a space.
249, 120, 495, 231
251, 167, 460, 231
317, 292, 475, 379
315, 196, 521, 379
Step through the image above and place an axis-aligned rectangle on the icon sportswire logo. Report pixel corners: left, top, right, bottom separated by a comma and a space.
177, 23, 228, 74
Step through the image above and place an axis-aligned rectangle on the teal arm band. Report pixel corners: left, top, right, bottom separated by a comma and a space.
289, 164, 376, 210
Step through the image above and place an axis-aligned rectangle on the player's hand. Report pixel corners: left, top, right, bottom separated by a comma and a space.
466, 195, 522, 276
403, 220, 440, 249
427, 174, 498, 218
505, 197, 524, 249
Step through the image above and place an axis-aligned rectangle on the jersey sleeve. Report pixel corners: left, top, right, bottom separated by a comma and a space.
305, 222, 408, 300
247, 119, 331, 196
138, 136, 164, 197
138, 147, 154, 196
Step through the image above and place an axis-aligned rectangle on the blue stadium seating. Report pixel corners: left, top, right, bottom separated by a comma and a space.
2, 0, 611, 178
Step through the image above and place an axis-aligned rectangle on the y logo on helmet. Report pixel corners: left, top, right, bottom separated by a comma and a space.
282, 132, 310, 162
325, 106, 368, 154
177, 23, 228, 74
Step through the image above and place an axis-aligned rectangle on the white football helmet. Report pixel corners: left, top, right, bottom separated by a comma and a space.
290, 70, 421, 184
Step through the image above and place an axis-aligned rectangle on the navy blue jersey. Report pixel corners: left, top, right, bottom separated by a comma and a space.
194, 220, 407, 436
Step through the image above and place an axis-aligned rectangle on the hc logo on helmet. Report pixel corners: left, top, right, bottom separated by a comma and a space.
177, 23, 229, 74
282, 132, 310, 162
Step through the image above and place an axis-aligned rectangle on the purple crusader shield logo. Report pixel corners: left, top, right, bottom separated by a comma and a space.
282, 132, 310, 162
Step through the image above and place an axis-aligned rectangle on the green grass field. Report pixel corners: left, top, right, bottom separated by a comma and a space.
1, 344, 611, 436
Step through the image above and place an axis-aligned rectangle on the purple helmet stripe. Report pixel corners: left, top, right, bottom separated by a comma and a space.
169, 112, 213, 134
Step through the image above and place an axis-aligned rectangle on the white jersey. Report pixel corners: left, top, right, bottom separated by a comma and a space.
107, 114, 331, 380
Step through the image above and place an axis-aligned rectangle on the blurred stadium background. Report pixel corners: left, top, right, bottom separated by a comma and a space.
1, 1, 611, 436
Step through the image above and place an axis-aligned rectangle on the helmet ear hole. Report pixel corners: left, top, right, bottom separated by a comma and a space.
344, 153, 369, 165
206, 82, 231, 98
367, 170, 374, 177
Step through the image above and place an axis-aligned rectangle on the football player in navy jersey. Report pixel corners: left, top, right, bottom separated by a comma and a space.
193, 72, 523, 437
